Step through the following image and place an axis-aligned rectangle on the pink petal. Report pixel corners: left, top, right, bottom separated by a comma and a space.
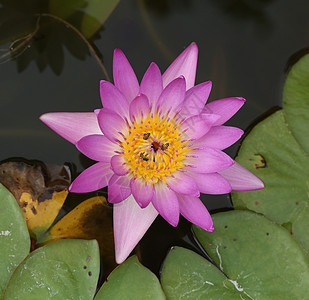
219, 161, 264, 191
179, 113, 221, 140
94, 108, 102, 117
203, 97, 246, 126
130, 178, 154, 208
162, 42, 198, 90
100, 80, 130, 118
185, 148, 234, 173
152, 182, 179, 227
178, 195, 214, 232
114, 195, 158, 264
180, 81, 212, 118
140, 62, 163, 108
111, 155, 129, 176
108, 174, 131, 203
156, 77, 186, 116
166, 172, 200, 197
129, 94, 150, 123
97, 108, 128, 142
193, 126, 244, 150
188, 171, 232, 194
69, 162, 113, 193
113, 49, 139, 102
40, 112, 101, 144
76, 134, 117, 162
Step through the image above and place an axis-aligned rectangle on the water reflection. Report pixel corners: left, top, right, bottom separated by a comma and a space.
143, 0, 272, 26
142, 0, 191, 16
0, 0, 118, 76
1, 0, 309, 278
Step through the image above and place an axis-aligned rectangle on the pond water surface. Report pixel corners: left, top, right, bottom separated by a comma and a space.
1, 0, 309, 275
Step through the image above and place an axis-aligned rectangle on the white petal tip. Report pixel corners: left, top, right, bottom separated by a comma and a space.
113, 196, 158, 265
115, 253, 129, 265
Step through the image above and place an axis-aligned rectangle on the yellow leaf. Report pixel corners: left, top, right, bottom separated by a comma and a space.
19, 190, 68, 239
42, 196, 115, 274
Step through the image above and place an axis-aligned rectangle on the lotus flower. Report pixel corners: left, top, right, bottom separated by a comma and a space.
40, 43, 264, 264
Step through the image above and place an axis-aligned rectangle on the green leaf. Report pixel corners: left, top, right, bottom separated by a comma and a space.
161, 247, 248, 299
232, 110, 309, 252
81, 0, 119, 38
49, 0, 87, 19
0, 184, 30, 295
193, 210, 309, 299
95, 256, 165, 300
293, 203, 309, 254
283, 53, 309, 155
3, 239, 100, 299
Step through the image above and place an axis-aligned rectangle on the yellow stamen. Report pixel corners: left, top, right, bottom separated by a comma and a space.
121, 112, 193, 184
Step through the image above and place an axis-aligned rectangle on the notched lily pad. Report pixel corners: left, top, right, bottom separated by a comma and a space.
0, 184, 30, 295
193, 210, 309, 299
232, 110, 309, 252
161, 247, 245, 299
0, 159, 71, 240
3, 239, 100, 299
161, 210, 309, 299
283, 52, 309, 155
95, 256, 165, 300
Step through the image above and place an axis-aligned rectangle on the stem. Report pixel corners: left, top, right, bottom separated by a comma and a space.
38, 13, 110, 81
1, 13, 110, 81
0, 16, 41, 62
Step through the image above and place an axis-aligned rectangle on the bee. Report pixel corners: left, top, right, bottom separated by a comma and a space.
140, 152, 149, 161
143, 133, 150, 140
161, 143, 169, 151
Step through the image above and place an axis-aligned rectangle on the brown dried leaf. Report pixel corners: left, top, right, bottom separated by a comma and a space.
0, 159, 71, 240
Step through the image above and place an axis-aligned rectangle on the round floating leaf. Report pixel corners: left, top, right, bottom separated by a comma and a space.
283, 53, 309, 155
161, 247, 247, 299
193, 210, 309, 299
293, 203, 309, 255
232, 110, 309, 251
95, 256, 165, 300
3, 239, 99, 299
0, 184, 30, 294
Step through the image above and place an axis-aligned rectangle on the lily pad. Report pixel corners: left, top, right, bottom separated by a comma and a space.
283, 52, 309, 155
193, 211, 309, 299
95, 256, 165, 300
40, 196, 116, 276
161, 210, 309, 299
292, 203, 309, 255
0, 184, 30, 295
232, 110, 309, 252
3, 239, 100, 299
161, 247, 247, 299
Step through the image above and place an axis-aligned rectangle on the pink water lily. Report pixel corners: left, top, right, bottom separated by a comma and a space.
40, 43, 264, 264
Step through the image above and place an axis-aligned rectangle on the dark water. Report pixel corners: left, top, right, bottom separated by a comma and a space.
1, 0, 309, 275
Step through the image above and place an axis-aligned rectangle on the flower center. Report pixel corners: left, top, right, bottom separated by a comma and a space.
120, 111, 193, 184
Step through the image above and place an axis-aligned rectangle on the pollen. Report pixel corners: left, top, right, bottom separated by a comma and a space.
120, 111, 192, 184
